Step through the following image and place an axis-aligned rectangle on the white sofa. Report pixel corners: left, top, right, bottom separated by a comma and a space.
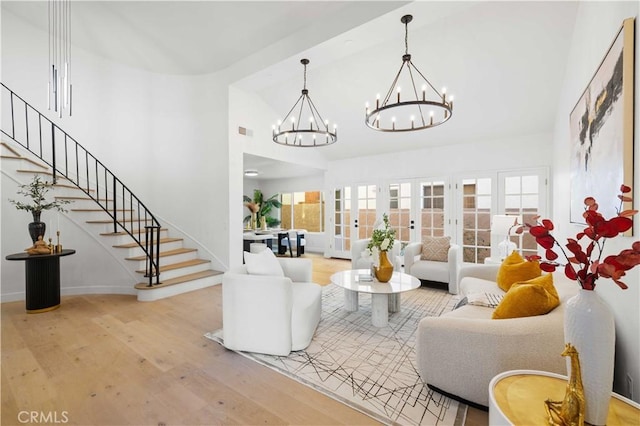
404, 242, 461, 294
415, 264, 578, 408
222, 257, 322, 357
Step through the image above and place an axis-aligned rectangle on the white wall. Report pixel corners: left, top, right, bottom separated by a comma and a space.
1, 171, 136, 301
1, 8, 231, 297
326, 131, 553, 186
551, 2, 639, 401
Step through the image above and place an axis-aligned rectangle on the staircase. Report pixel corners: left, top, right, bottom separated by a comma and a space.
1, 87, 223, 301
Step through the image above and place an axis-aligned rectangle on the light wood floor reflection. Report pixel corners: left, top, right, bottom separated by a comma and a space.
1, 253, 487, 425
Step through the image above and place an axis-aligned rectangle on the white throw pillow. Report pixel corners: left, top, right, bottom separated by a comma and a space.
244, 249, 284, 277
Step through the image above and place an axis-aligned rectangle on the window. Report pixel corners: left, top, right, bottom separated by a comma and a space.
389, 182, 412, 244
281, 191, 324, 232
357, 185, 377, 239
420, 180, 446, 238
501, 173, 544, 259
461, 178, 492, 263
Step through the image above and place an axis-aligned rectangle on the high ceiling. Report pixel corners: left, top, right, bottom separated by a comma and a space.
2, 1, 580, 179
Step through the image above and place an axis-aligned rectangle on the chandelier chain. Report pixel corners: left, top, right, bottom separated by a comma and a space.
303, 61, 307, 90
405, 20, 409, 55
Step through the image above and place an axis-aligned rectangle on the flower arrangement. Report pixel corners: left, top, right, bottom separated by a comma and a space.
367, 213, 396, 253
525, 185, 639, 290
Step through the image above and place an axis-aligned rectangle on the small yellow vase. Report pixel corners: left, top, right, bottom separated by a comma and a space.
374, 250, 394, 283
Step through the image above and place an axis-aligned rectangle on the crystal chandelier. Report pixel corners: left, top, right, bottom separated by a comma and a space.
48, 0, 73, 118
272, 59, 337, 147
365, 15, 453, 132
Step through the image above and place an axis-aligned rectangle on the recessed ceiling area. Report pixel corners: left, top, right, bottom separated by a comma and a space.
2, 1, 580, 181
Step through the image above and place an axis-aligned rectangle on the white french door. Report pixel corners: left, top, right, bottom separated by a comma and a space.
330, 183, 377, 259
387, 178, 452, 249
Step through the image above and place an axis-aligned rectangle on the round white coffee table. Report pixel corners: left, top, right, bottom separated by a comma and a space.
330, 269, 421, 327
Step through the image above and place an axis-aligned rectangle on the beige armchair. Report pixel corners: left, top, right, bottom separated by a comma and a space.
404, 242, 461, 294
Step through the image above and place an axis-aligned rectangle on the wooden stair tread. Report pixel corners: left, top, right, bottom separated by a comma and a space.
17, 169, 69, 179
99, 228, 167, 236
56, 196, 93, 200
86, 218, 145, 224
134, 269, 222, 290
135, 258, 211, 274
1, 142, 22, 156
4, 157, 48, 169
125, 247, 196, 261
113, 237, 183, 249
72, 208, 133, 212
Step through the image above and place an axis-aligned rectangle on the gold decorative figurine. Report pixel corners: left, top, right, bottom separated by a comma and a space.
25, 235, 52, 255
545, 343, 585, 426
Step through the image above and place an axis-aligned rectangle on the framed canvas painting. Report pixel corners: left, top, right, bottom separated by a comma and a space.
569, 18, 635, 234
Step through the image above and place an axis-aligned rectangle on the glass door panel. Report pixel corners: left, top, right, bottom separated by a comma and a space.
357, 184, 377, 240
499, 170, 547, 259
332, 187, 352, 257
389, 182, 412, 246
461, 177, 492, 264
420, 180, 446, 239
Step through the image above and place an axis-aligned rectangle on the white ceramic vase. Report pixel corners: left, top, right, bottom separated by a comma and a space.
564, 288, 615, 425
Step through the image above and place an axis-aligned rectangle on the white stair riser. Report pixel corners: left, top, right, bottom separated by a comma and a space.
1, 158, 48, 170
127, 251, 198, 270
116, 240, 183, 258
155, 262, 212, 281
137, 276, 221, 302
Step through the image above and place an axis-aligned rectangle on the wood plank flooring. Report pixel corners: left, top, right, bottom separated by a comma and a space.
1, 253, 487, 425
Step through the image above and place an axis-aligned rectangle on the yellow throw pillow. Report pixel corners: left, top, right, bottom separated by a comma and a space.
496, 251, 541, 292
492, 274, 560, 319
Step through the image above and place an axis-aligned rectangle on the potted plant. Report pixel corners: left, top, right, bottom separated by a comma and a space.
367, 213, 396, 282
243, 189, 282, 229
9, 175, 71, 243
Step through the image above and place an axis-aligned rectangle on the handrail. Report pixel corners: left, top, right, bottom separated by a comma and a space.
1, 83, 160, 286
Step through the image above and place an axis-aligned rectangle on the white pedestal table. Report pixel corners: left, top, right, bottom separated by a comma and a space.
330, 269, 421, 327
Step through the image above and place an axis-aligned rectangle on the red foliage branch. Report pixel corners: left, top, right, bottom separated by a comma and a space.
524, 185, 640, 290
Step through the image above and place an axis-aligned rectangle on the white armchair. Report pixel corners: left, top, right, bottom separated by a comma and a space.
222, 257, 322, 356
404, 241, 461, 294
351, 238, 401, 270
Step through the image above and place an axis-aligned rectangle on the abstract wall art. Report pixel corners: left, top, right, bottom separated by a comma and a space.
569, 18, 635, 233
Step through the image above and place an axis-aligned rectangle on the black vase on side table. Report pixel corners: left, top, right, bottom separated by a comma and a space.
28, 211, 46, 244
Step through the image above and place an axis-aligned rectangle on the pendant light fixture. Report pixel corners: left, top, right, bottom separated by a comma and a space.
365, 15, 453, 132
48, 0, 73, 118
272, 59, 337, 147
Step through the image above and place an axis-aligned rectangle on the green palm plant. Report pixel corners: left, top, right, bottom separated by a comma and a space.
243, 189, 282, 228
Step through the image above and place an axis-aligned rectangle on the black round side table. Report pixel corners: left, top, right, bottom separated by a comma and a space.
6, 249, 76, 313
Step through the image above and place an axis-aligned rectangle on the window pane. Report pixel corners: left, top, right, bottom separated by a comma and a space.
462, 177, 492, 263
505, 176, 520, 194
522, 175, 538, 193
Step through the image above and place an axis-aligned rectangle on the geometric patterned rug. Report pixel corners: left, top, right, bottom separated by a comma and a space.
205, 285, 467, 425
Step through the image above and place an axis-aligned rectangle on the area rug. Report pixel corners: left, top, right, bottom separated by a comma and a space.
205, 285, 467, 426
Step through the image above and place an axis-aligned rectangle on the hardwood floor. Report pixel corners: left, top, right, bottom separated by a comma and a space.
1, 253, 488, 425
